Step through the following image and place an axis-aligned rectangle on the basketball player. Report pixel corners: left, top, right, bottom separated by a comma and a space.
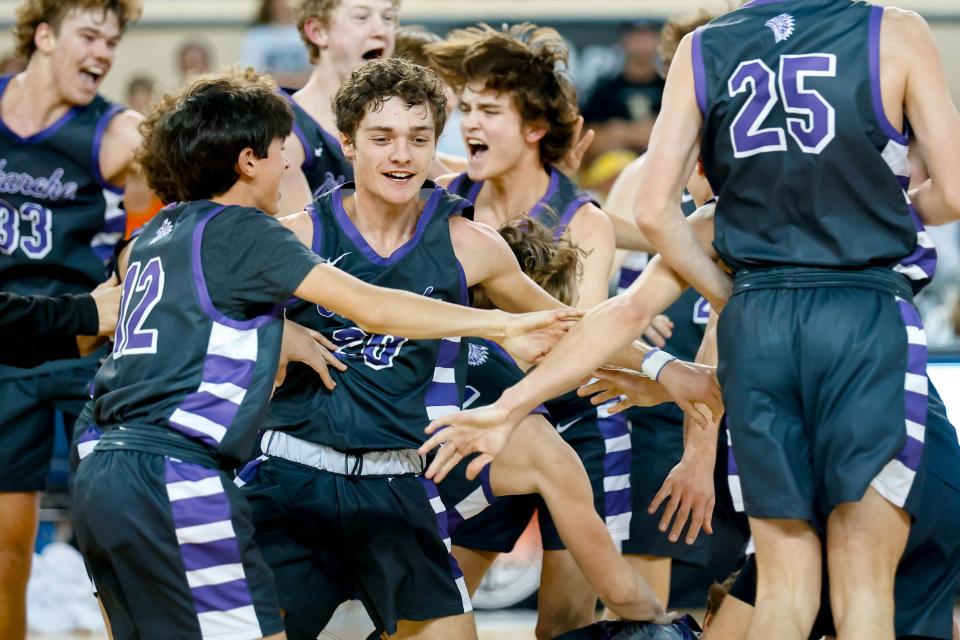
630, 2, 960, 637
71, 67, 576, 640
239, 57, 718, 640
278, 0, 398, 210
423, 25, 629, 636
0, 1, 146, 636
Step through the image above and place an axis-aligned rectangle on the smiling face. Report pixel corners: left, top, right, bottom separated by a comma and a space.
344, 95, 435, 208
317, 0, 397, 77
42, 7, 122, 106
459, 84, 542, 182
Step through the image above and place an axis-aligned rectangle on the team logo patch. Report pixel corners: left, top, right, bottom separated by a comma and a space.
148, 218, 173, 245
467, 342, 489, 366
765, 13, 795, 42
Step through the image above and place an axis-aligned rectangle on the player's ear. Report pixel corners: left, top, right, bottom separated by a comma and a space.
303, 16, 329, 51
236, 147, 258, 178
340, 133, 356, 162
34, 22, 56, 55
523, 122, 548, 145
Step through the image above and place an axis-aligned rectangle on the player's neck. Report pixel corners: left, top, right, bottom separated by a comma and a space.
480, 156, 551, 225
343, 187, 424, 256
1, 63, 76, 138
211, 181, 273, 215
293, 63, 344, 133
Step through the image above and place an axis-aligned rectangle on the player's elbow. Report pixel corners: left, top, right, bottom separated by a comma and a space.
940, 183, 960, 224
634, 193, 671, 242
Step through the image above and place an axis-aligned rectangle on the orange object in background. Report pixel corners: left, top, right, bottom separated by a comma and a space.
125, 194, 165, 239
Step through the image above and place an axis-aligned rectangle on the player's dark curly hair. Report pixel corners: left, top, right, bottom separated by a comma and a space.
13, 0, 142, 60
426, 23, 579, 166
136, 67, 293, 204
333, 56, 447, 144
473, 216, 585, 308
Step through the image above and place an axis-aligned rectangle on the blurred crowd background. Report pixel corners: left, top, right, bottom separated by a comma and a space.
0, 0, 957, 351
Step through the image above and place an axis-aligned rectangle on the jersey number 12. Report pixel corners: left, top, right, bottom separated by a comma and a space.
113, 257, 165, 358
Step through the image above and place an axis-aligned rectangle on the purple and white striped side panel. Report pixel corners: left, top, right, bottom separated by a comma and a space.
445, 464, 497, 537
598, 404, 632, 541
165, 459, 263, 639
879, 139, 938, 289
417, 477, 473, 613
76, 425, 103, 461
725, 425, 745, 513
425, 337, 462, 422
870, 298, 927, 507
169, 322, 257, 447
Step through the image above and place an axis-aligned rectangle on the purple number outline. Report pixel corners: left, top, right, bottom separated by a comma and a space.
112, 261, 141, 358
113, 257, 165, 357
19, 203, 53, 259
778, 54, 837, 154
728, 59, 786, 158
0, 199, 18, 255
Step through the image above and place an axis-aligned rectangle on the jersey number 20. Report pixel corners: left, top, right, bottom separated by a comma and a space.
113, 257, 165, 358
728, 53, 836, 157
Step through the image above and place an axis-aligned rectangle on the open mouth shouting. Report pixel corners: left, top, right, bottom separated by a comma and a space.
79, 64, 106, 89
466, 137, 489, 161
362, 47, 386, 61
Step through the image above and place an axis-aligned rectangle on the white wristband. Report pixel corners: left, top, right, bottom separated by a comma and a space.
641, 348, 677, 381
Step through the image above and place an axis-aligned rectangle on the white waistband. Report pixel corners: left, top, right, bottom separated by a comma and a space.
260, 430, 425, 476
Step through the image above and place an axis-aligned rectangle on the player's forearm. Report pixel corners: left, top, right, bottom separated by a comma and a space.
609, 212, 655, 252
496, 295, 651, 421
298, 264, 510, 341
637, 204, 731, 312
910, 179, 960, 226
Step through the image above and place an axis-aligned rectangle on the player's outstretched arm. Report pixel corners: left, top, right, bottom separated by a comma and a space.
891, 9, 960, 224
451, 215, 567, 314
489, 415, 671, 624
293, 262, 582, 361
633, 34, 731, 311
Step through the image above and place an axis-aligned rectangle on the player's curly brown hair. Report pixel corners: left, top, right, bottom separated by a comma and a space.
13, 0, 142, 61
473, 216, 585, 308
658, 10, 715, 76
136, 67, 293, 204
333, 56, 446, 145
426, 23, 579, 167
290, 0, 401, 65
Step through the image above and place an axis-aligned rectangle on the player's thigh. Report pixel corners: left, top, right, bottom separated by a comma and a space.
387, 611, 477, 640
0, 373, 55, 492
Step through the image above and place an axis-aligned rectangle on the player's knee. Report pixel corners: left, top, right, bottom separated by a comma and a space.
535, 603, 591, 640
0, 545, 32, 580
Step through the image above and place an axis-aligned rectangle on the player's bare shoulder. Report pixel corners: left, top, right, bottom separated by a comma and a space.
568, 201, 614, 246
278, 209, 314, 246
99, 108, 143, 186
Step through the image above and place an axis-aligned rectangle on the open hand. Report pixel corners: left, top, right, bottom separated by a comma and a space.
577, 367, 671, 413
276, 320, 347, 391
91, 273, 122, 336
556, 115, 595, 177
648, 447, 716, 545
657, 361, 723, 429
418, 404, 519, 482
497, 308, 584, 364
641, 314, 674, 348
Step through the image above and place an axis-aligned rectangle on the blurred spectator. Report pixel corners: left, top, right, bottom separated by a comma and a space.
0, 52, 26, 75
177, 40, 213, 83
240, 0, 311, 89
124, 74, 156, 114
581, 19, 664, 159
